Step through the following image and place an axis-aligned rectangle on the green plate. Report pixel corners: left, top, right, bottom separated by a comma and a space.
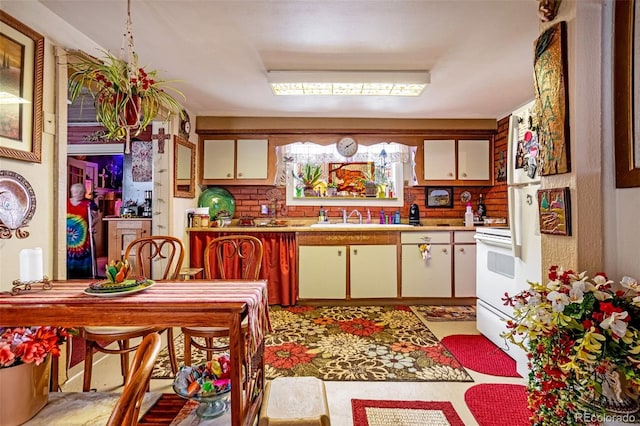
84, 280, 155, 297
88, 276, 147, 291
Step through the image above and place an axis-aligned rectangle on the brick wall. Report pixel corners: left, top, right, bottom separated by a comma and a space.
220, 119, 510, 222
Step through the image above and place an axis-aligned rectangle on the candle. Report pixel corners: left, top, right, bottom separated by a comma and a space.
19, 247, 44, 282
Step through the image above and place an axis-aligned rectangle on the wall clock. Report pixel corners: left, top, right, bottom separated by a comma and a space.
336, 136, 358, 158
179, 110, 191, 139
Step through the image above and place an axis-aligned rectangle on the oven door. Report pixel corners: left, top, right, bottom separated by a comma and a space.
475, 232, 516, 318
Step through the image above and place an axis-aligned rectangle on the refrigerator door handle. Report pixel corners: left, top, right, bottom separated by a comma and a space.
509, 186, 523, 260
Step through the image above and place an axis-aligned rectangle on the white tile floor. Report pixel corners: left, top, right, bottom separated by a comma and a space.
62, 321, 526, 425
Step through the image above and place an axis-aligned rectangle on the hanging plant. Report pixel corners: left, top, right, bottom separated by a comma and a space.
67, 0, 184, 151
68, 50, 184, 146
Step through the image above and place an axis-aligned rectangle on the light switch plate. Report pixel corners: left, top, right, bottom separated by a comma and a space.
44, 112, 56, 134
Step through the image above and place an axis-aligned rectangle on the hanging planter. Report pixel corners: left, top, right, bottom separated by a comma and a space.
68, 0, 185, 152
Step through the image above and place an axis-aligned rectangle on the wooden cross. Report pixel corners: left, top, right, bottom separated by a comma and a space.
152, 128, 170, 154
98, 168, 108, 188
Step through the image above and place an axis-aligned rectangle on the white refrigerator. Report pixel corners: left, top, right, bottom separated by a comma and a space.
507, 100, 542, 289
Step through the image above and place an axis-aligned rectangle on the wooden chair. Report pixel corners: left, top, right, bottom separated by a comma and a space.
26, 333, 162, 426
107, 332, 162, 426
81, 236, 184, 391
181, 235, 264, 365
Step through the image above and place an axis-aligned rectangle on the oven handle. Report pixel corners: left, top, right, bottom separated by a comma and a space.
474, 234, 513, 249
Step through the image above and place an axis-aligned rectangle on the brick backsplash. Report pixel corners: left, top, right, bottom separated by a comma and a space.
216, 116, 511, 223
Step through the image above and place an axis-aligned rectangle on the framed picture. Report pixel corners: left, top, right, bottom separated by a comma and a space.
0, 12, 44, 163
328, 162, 374, 196
614, 0, 640, 187
534, 21, 570, 176
425, 186, 454, 208
537, 187, 571, 236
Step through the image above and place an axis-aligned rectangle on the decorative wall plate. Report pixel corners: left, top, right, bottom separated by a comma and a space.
461, 191, 471, 203
0, 170, 37, 238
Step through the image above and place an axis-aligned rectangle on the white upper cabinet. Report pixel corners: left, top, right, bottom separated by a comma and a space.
423, 139, 491, 184
458, 139, 490, 180
423, 139, 456, 180
201, 138, 269, 184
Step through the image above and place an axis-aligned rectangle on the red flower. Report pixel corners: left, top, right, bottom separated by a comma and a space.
263, 342, 316, 370
338, 318, 383, 337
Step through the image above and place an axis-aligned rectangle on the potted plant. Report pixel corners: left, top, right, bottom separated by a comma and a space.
0, 326, 73, 424
326, 182, 338, 197
68, 50, 185, 144
292, 164, 322, 197
502, 266, 640, 424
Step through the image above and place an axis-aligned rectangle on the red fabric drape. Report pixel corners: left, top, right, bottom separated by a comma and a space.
189, 231, 297, 306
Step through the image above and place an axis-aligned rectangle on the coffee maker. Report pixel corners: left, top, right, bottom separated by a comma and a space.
409, 202, 421, 226
142, 190, 152, 218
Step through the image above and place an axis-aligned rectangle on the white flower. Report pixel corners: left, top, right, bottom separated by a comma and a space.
600, 311, 629, 338
633, 295, 640, 307
547, 279, 562, 291
621, 276, 639, 292
547, 291, 570, 312
569, 281, 585, 303
591, 274, 614, 287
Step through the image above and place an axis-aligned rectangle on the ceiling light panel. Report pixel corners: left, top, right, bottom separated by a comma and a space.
267, 70, 429, 96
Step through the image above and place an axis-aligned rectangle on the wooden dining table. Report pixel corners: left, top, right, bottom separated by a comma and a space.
0, 280, 270, 426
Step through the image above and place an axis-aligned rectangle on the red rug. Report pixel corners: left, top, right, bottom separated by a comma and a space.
352, 399, 465, 426
465, 384, 530, 425
440, 334, 521, 377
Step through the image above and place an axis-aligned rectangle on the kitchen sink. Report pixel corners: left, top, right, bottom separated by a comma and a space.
309, 222, 413, 228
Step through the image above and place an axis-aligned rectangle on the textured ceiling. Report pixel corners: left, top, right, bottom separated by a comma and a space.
33, 0, 542, 120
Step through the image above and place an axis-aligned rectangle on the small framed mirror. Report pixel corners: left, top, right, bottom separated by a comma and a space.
173, 135, 195, 198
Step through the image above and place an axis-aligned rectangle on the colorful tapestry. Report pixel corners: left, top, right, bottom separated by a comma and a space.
66, 199, 93, 279
131, 141, 153, 182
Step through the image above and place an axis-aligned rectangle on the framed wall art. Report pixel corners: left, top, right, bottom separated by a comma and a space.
0, 12, 44, 163
425, 186, 454, 208
328, 162, 374, 196
537, 187, 571, 236
533, 20, 570, 176
614, 0, 640, 188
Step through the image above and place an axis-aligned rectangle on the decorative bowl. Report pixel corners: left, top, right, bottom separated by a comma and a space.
172, 356, 232, 419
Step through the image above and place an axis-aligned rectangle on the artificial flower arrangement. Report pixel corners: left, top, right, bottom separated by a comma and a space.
0, 326, 72, 368
68, 50, 184, 143
502, 265, 640, 425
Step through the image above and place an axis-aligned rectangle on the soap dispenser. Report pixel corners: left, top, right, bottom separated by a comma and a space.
465, 203, 474, 227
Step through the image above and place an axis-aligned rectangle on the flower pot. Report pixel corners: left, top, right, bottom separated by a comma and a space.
0, 356, 51, 425
124, 95, 141, 127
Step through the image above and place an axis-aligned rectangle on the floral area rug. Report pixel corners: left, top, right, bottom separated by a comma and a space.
264, 305, 473, 382
410, 305, 476, 322
152, 305, 473, 382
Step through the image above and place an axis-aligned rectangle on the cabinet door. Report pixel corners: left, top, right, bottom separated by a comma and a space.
298, 246, 347, 299
454, 244, 476, 297
458, 139, 490, 180
401, 244, 452, 297
423, 140, 455, 180
350, 245, 397, 298
236, 139, 268, 179
202, 139, 235, 180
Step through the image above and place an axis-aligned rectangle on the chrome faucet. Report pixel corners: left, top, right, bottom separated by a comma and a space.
344, 209, 363, 224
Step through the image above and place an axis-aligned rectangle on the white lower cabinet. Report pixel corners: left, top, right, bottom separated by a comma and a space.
350, 245, 397, 298
400, 231, 452, 297
454, 231, 477, 297
298, 245, 347, 299
401, 243, 452, 297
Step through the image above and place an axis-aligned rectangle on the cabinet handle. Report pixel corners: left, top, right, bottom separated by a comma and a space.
442, 248, 448, 253
226, 173, 232, 177
459, 248, 465, 253
420, 237, 432, 242
448, 172, 453, 177
462, 172, 467, 177
353, 249, 358, 255
238, 172, 243, 177
337, 250, 342, 256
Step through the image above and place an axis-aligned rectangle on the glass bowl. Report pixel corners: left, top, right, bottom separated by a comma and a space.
172, 362, 232, 419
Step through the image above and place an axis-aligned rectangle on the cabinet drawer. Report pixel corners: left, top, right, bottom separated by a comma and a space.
454, 231, 476, 243
401, 231, 450, 244
115, 220, 146, 229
